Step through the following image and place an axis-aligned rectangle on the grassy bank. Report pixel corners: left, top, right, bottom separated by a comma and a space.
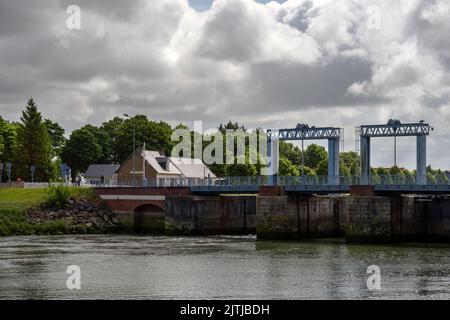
0, 187, 102, 236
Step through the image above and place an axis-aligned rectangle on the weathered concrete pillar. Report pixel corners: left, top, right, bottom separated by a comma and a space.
422, 197, 450, 242
307, 196, 346, 238
266, 138, 279, 186
346, 195, 450, 243
360, 136, 371, 185
345, 196, 393, 242
165, 195, 256, 236
256, 196, 296, 239
256, 194, 346, 240
416, 135, 427, 185
393, 196, 426, 242
328, 138, 340, 185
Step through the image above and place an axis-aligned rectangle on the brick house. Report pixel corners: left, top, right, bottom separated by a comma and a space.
116, 149, 215, 186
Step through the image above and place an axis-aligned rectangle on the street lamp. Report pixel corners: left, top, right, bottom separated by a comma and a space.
124, 114, 136, 186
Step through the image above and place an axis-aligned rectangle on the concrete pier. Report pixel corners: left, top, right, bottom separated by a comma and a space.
345, 196, 392, 242
256, 195, 346, 240
345, 195, 450, 243
165, 195, 256, 236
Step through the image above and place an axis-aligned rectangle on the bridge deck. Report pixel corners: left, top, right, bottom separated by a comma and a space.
190, 184, 450, 194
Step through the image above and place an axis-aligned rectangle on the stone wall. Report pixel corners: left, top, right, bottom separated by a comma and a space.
165, 195, 256, 236
345, 196, 392, 242
26, 197, 122, 234
256, 195, 346, 240
345, 195, 450, 243
97, 186, 450, 243
256, 196, 293, 240
420, 197, 450, 242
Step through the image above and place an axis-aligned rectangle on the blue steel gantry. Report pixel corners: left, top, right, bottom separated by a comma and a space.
359, 120, 432, 185
268, 124, 342, 185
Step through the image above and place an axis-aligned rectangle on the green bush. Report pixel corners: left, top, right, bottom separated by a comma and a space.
35, 220, 66, 235
0, 209, 35, 236
43, 186, 71, 208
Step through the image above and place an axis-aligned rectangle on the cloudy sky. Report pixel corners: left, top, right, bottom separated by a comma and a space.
0, 0, 449, 169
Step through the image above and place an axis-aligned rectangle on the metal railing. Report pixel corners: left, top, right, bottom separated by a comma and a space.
6, 175, 442, 189
94, 175, 450, 188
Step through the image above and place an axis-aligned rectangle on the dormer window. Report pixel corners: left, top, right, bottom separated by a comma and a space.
156, 157, 169, 170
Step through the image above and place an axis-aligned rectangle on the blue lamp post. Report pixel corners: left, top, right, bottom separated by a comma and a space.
30, 165, 36, 183
7, 162, 11, 182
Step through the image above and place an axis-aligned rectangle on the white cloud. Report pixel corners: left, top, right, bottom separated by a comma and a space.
0, 0, 450, 169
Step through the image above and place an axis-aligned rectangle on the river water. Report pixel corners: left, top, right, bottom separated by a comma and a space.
0, 235, 450, 300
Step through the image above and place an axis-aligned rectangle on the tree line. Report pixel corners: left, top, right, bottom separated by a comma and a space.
0, 98, 448, 183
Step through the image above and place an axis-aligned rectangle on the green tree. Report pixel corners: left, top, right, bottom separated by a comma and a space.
404, 169, 415, 184
226, 163, 257, 176
390, 166, 406, 184
427, 172, 437, 185
60, 128, 102, 177
100, 117, 125, 163
376, 167, 393, 185
304, 144, 327, 169
436, 169, 448, 185
428, 168, 449, 185
44, 119, 66, 157
340, 151, 360, 175
370, 167, 381, 184
14, 98, 52, 182
279, 157, 300, 176
316, 158, 328, 176
81, 124, 113, 163
279, 141, 302, 166
298, 165, 318, 183
0, 117, 6, 158
115, 115, 173, 163
0, 118, 18, 181
218, 121, 246, 133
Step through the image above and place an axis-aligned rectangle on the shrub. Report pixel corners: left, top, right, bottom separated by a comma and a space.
43, 186, 70, 208
35, 220, 66, 235
0, 209, 34, 236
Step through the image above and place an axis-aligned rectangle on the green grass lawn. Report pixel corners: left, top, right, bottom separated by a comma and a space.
0, 187, 98, 236
0, 188, 48, 211
0, 187, 97, 211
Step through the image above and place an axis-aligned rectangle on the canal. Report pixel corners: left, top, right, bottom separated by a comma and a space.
1, 235, 450, 299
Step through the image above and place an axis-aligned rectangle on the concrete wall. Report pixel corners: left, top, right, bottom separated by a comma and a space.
256, 196, 294, 240
165, 195, 256, 236
97, 187, 450, 243
0, 182, 24, 188
256, 195, 346, 240
345, 197, 392, 243
420, 197, 450, 242
345, 195, 450, 243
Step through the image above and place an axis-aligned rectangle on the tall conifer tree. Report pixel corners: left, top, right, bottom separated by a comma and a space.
15, 98, 52, 182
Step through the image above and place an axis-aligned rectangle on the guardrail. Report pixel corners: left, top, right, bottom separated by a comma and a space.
2, 175, 449, 189
105, 175, 450, 188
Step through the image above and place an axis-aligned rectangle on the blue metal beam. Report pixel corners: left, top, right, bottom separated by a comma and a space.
360, 122, 431, 137
269, 127, 341, 141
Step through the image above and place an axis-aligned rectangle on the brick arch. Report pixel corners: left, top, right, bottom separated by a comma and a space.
133, 202, 166, 234
134, 203, 165, 213
128, 200, 166, 212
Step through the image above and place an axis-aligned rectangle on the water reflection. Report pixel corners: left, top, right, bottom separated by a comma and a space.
0, 235, 450, 300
